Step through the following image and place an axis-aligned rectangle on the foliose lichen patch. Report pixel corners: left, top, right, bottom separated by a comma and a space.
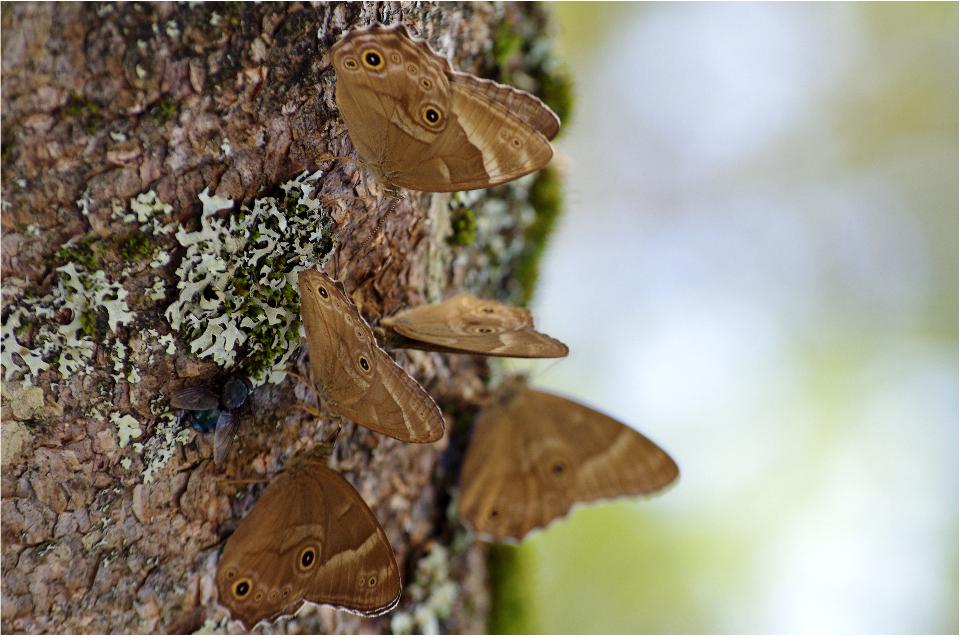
390, 542, 461, 635
164, 170, 336, 385
1, 262, 135, 382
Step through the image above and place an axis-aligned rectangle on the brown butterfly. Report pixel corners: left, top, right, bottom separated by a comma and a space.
216, 449, 401, 628
330, 23, 559, 192
381, 293, 569, 358
459, 380, 679, 542
298, 268, 444, 443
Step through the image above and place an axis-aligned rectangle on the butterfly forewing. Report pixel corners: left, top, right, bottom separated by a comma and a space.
298, 269, 444, 443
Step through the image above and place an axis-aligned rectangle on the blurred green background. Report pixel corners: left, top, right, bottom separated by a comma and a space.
493, 3, 958, 633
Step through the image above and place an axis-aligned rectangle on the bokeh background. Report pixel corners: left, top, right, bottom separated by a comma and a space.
493, 3, 958, 633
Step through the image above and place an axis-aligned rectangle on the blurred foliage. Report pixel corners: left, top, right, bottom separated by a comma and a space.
490, 2, 959, 634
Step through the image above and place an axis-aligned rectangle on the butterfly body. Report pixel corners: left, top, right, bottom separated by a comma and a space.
382, 293, 569, 358
459, 381, 679, 542
216, 453, 401, 628
298, 268, 445, 443
331, 23, 558, 192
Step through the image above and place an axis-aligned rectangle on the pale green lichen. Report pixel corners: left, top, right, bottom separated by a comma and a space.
111, 412, 143, 448
146, 277, 166, 301
77, 188, 93, 217
391, 543, 460, 635
164, 171, 336, 385
1, 307, 50, 383
1, 261, 135, 382
158, 333, 176, 355
141, 412, 191, 484
111, 341, 127, 382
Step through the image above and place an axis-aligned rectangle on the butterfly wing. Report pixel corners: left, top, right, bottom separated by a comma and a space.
459, 384, 679, 542
298, 269, 444, 443
332, 24, 455, 185
216, 460, 401, 628
331, 24, 554, 192
450, 72, 560, 141
405, 81, 553, 192
383, 293, 569, 358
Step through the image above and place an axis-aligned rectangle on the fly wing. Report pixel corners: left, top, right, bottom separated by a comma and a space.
213, 411, 239, 465
170, 385, 220, 410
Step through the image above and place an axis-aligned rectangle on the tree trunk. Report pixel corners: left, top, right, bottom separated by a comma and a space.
1, 1, 566, 633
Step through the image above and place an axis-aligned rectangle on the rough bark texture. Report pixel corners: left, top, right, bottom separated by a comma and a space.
1, 1, 563, 633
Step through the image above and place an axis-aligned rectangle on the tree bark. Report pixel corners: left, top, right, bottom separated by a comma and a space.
1, 1, 564, 633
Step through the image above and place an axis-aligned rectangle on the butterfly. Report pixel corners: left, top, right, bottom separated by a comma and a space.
298, 268, 445, 443
381, 293, 568, 358
330, 23, 559, 192
216, 448, 401, 628
459, 379, 679, 542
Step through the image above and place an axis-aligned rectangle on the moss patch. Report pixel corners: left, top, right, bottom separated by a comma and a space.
449, 207, 478, 246
149, 97, 178, 124
64, 93, 102, 134
489, 14, 575, 136
514, 166, 563, 305
487, 544, 532, 633
118, 234, 154, 261
49, 236, 102, 271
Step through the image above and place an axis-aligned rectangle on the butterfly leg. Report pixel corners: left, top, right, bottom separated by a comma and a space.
285, 401, 327, 419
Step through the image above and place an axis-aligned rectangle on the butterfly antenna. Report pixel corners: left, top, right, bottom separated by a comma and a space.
360, 191, 405, 254
217, 475, 269, 487
315, 153, 370, 170
284, 369, 314, 390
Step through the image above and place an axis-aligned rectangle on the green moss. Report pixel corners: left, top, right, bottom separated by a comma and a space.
449, 207, 478, 246
514, 166, 563, 305
489, 16, 575, 136
537, 66, 574, 131
49, 237, 101, 271
64, 93, 102, 134
1, 139, 14, 164
221, 1, 242, 26
118, 234, 154, 261
150, 97, 178, 124
487, 544, 531, 633
493, 22, 525, 75
78, 309, 101, 339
